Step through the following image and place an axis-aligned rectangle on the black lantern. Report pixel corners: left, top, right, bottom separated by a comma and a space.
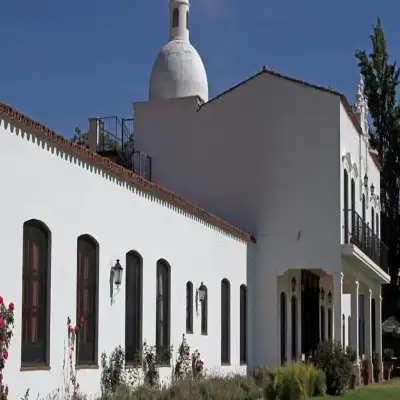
370, 183, 375, 196
364, 174, 368, 189
327, 290, 332, 304
320, 287, 325, 301
291, 277, 296, 292
112, 259, 123, 287
198, 282, 206, 303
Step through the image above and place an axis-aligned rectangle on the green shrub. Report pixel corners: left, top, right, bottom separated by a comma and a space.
256, 362, 325, 400
314, 340, 351, 396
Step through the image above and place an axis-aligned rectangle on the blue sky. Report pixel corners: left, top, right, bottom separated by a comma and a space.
0, 0, 399, 138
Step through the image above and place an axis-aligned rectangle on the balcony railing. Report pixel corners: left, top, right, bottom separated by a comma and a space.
343, 209, 389, 274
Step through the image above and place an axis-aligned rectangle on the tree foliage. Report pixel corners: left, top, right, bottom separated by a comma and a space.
356, 17, 400, 317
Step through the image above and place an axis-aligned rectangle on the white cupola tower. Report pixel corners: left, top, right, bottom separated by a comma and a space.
149, 0, 209, 102
169, 0, 189, 42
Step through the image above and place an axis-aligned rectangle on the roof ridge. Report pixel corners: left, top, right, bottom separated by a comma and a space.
0, 101, 254, 243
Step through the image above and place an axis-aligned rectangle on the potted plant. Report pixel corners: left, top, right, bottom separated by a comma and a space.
361, 358, 370, 385
346, 346, 357, 389
383, 348, 394, 380
372, 352, 381, 383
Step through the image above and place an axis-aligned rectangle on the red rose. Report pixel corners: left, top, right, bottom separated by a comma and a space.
186, 352, 190, 357
8, 302, 14, 312
0, 296, 3, 304
3, 349, 8, 360
74, 326, 79, 333
5, 385, 8, 394
0, 318, 4, 329
68, 326, 73, 333
76, 383, 80, 389
80, 316, 85, 323
70, 346, 74, 352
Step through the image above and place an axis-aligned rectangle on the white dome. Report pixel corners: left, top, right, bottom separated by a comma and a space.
149, 40, 208, 102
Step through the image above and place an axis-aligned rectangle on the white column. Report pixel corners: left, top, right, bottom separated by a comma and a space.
332, 272, 343, 342
365, 289, 373, 381
375, 293, 383, 379
351, 281, 360, 384
286, 277, 292, 362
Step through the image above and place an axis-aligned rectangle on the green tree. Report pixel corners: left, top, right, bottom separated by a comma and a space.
355, 17, 400, 317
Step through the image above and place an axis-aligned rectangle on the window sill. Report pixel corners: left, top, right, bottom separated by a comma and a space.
221, 362, 231, 366
75, 364, 99, 370
240, 362, 247, 366
21, 365, 51, 372
186, 330, 194, 334
201, 332, 208, 336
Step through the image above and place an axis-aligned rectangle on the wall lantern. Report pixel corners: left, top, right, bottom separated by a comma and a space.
320, 287, 325, 302
364, 174, 368, 190
109, 259, 124, 305
291, 277, 296, 292
327, 290, 333, 304
370, 183, 375, 196
196, 282, 207, 313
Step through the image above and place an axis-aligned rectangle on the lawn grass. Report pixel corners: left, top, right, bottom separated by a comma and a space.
315, 379, 400, 399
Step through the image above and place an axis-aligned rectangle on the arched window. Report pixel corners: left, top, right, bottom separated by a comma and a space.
172, 8, 179, 28
125, 251, 142, 364
328, 308, 332, 339
320, 306, 325, 341
21, 219, 51, 367
186, 10, 189, 30
351, 179, 356, 233
201, 285, 208, 335
156, 259, 171, 364
342, 314, 346, 348
371, 207, 375, 234
186, 281, 193, 333
240, 284, 247, 364
76, 234, 99, 365
344, 170, 349, 243
376, 214, 379, 238
280, 292, 286, 364
291, 296, 297, 360
221, 279, 231, 364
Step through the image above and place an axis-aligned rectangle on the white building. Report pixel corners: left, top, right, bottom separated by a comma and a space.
0, 0, 390, 397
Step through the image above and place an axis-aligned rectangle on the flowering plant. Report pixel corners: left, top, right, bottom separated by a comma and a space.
192, 349, 204, 378
0, 297, 15, 400
62, 316, 85, 398
174, 334, 192, 380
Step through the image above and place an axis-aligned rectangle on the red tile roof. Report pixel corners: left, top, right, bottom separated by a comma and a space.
0, 102, 255, 243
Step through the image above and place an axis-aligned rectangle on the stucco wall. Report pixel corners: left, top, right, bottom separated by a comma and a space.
134, 73, 343, 368
0, 118, 248, 399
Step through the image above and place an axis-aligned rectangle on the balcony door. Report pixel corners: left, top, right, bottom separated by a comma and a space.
343, 171, 349, 243
351, 179, 356, 236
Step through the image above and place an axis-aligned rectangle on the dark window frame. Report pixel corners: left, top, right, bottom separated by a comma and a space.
291, 296, 297, 360
280, 292, 286, 365
21, 219, 52, 368
344, 170, 349, 243
221, 278, 231, 365
156, 259, 171, 365
201, 286, 208, 335
172, 8, 179, 28
186, 281, 194, 333
125, 251, 143, 365
186, 10, 189, 30
76, 234, 99, 367
240, 284, 248, 364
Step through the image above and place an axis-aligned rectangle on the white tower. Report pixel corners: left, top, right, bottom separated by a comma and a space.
149, 0, 209, 102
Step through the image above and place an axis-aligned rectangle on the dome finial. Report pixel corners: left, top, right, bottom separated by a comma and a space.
170, 0, 190, 42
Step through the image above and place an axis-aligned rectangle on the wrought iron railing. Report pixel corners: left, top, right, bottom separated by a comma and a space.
96, 116, 151, 181
343, 209, 389, 273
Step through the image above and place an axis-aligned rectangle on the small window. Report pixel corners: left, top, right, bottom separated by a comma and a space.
240, 285, 248, 364
221, 279, 231, 364
21, 219, 51, 367
156, 259, 171, 364
76, 234, 99, 366
125, 251, 143, 364
291, 296, 297, 360
172, 8, 179, 28
201, 286, 208, 335
186, 11, 189, 30
186, 281, 193, 333
280, 292, 286, 364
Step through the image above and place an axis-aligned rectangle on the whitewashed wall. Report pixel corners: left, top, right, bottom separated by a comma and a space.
0, 118, 248, 399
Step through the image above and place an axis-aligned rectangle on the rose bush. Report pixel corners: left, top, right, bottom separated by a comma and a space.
0, 298, 15, 400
